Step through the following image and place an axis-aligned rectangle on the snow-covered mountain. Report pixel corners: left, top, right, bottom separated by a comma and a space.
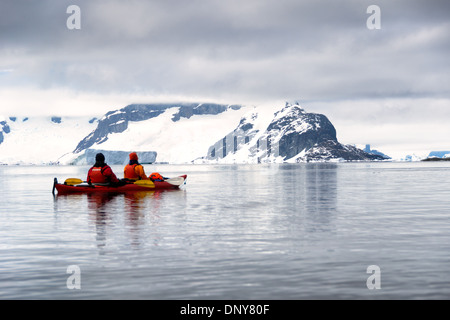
202, 102, 387, 163
61, 102, 249, 164
0, 101, 389, 165
0, 115, 98, 165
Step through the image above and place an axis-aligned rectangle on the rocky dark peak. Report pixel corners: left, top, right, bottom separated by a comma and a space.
171, 103, 240, 121
266, 104, 337, 160
204, 102, 386, 162
304, 140, 386, 161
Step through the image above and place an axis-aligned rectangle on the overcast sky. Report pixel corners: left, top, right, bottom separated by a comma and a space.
1, 0, 449, 157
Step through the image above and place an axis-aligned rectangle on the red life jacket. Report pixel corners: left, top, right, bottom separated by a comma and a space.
150, 172, 164, 181
124, 163, 139, 180
88, 166, 108, 183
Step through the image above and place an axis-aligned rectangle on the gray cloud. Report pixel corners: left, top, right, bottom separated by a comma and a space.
1, 0, 449, 102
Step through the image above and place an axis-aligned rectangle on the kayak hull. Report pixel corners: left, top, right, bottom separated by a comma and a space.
53, 175, 187, 194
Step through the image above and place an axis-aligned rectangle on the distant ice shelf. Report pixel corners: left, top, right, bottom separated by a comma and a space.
60, 149, 157, 165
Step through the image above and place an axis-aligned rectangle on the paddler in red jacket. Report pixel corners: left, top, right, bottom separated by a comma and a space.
123, 152, 148, 180
87, 153, 120, 185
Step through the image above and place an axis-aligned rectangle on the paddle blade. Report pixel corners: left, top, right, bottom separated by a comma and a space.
165, 176, 185, 186
64, 178, 83, 186
134, 180, 155, 188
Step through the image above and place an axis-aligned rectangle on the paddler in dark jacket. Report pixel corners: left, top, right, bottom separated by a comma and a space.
87, 153, 120, 185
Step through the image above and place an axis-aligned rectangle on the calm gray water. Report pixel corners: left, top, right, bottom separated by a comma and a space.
1, 162, 450, 299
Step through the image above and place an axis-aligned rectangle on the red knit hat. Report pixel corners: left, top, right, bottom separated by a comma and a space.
129, 152, 138, 161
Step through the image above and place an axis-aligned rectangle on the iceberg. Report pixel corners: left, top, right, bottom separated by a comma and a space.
64, 149, 157, 165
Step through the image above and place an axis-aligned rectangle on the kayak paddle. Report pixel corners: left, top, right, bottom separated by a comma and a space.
133, 180, 155, 188
64, 178, 84, 186
165, 176, 185, 186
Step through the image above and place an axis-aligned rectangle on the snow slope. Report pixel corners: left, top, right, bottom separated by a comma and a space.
0, 116, 98, 165
202, 105, 285, 164
67, 106, 253, 164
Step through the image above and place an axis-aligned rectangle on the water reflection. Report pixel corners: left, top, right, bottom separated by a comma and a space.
52, 190, 180, 252
122, 191, 165, 248
305, 163, 338, 229
277, 163, 338, 241
86, 193, 118, 252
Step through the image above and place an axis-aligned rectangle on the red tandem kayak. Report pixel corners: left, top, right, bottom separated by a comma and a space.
52, 175, 187, 194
